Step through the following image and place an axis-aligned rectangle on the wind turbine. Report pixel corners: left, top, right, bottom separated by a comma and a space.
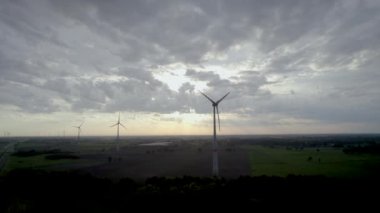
201, 91, 230, 177
72, 122, 84, 140
110, 112, 126, 141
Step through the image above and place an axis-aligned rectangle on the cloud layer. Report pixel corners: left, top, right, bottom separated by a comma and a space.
1, 0, 380, 134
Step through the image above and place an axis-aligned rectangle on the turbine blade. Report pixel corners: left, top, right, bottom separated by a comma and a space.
110, 123, 118, 127
216, 106, 221, 131
79, 121, 84, 127
216, 92, 230, 104
200, 92, 216, 104
120, 123, 126, 129
118, 112, 120, 123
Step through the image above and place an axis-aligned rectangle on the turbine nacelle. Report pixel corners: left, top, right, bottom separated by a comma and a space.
201, 92, 230, 131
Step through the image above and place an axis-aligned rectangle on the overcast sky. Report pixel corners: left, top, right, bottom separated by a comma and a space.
1, 0, 380, 136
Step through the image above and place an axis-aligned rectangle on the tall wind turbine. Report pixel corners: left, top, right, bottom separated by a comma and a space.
110, 112, 126, 141
73, 122, 84, 140
201, 91, 230, 177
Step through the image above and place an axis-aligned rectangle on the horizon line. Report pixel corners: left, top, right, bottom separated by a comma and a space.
2, 132, 380, 138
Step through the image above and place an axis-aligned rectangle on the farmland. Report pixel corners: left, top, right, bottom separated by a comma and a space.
1, 134, 380, 211
1, 134, 380, 179
250, 146, 380, 178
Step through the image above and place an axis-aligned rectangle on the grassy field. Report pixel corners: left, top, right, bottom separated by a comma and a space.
249, 145, 380, 178
2, 136, 380, 179
0, 139, 250, 179
2, 155, 78, 172
0, 140, 120, 174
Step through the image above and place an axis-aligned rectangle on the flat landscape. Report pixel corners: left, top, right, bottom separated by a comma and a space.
2, 134, 380, 211
1, 134, 380, 180
250, 146, 380, 178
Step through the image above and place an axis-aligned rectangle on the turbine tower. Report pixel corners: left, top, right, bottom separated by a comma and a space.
201, 91, 230, 177
110, 112, 126, 141
72, 122, 84, 140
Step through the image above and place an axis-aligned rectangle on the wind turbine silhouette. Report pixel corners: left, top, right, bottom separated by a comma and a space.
72, 122, 84, 140
201, 91, 230, 177
110, 112, 126, 141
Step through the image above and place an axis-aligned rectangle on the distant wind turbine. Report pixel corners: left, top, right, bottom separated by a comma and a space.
110, 112, 126, 141
201, 91, 230, 177
72, 122, 84, 140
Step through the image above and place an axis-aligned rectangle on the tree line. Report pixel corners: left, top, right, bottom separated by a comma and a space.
1, 169, 379, 212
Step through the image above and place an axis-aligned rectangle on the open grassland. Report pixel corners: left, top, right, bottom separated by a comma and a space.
2, 155, 78, 172
1, 140, 124, 174
2, 135, 380, 212
2, 135, 380, 180
0, 138, 250, 179
250, 146, 380, 178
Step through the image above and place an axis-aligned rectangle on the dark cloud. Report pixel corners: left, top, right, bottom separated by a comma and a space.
0, 80, 61, 113
0, 0, 380, 132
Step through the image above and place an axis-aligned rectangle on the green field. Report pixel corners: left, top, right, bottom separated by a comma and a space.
2, 138, 380, 179
249, 146, 380, 178
0, 140, 122, 174
2, 155, 78, 172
